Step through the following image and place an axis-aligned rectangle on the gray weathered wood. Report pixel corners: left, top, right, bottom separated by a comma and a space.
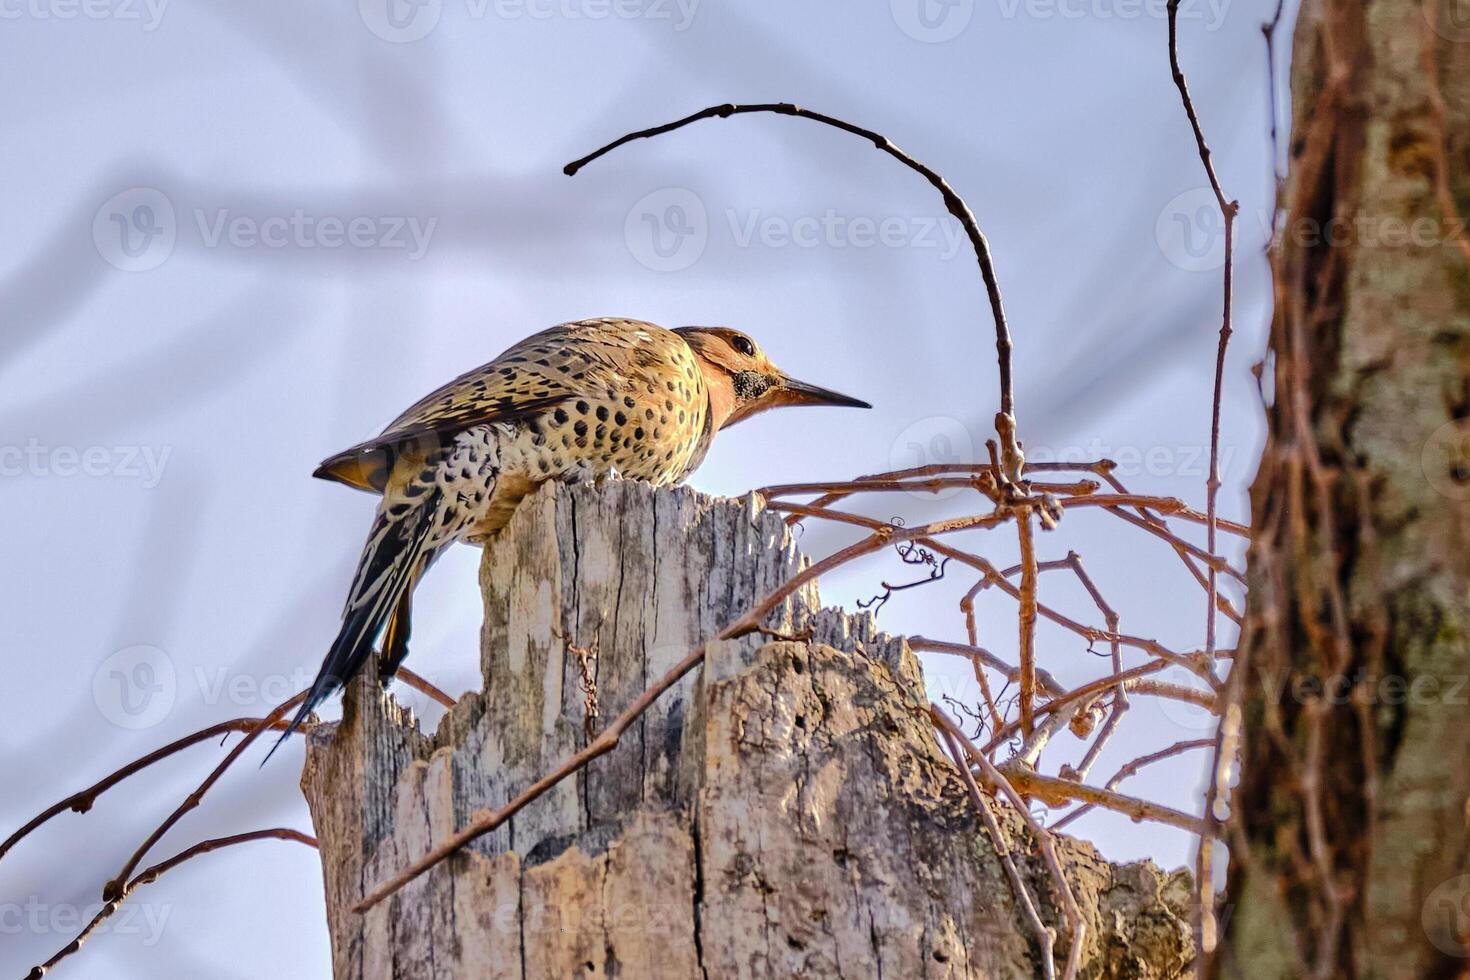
302, 480, 1193, 978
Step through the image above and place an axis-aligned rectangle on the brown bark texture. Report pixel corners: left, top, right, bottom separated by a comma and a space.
301, 480, 1195, 979
1212, 0, 1470, 975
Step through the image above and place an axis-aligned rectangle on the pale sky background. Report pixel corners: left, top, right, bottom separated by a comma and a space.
2, 0, 1293, 974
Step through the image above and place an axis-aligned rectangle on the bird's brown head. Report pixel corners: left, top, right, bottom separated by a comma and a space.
674, 326, 870, 430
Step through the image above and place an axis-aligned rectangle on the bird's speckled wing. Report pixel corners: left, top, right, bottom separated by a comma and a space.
313, 319, 669, 493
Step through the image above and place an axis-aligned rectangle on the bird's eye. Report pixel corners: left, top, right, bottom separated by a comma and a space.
730, 335, 756, 357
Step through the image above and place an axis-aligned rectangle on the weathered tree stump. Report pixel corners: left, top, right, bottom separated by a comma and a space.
302, 480, 1193, 979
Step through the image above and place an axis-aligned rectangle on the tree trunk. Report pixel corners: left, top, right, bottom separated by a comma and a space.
1212, 0, 1470, 975
302, 480, 1195, 979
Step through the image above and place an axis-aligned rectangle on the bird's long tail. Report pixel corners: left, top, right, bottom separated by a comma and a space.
266, 485, 444, 761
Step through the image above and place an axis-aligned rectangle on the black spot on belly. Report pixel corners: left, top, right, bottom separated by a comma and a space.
576, 400, 590, 414
634, 427, 645, 440
554, 408, 569, 424
596, 405, 609, 421
615, 411, 627, 426
574, 420, 588, 437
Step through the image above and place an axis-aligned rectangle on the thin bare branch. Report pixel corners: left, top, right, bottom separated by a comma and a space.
565, 102, 1017, 429
395, 666, 456, 709
933, 706, 1086, 979
28, 828, 316, 979
938, 726, 1057, 980
1052, 738, 1214, 832
1, 716, 291, 864
103, 689, 308, 901
1167, 0, 1240, 953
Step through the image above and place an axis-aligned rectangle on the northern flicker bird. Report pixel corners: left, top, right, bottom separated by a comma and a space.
275, 317, 868, 752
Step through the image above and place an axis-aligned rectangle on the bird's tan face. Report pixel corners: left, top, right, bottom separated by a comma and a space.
674, 326, 870, 430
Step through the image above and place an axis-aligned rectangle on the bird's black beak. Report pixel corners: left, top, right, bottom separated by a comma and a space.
779, 375, 872, 409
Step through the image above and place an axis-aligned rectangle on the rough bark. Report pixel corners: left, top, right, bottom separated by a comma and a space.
303, 480, 1194, 979
1212, 0, 1470, 975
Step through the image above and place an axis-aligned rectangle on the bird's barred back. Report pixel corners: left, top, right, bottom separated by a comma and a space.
415, 319, 712, 544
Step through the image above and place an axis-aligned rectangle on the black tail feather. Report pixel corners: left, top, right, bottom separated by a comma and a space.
263, 489, 442, 763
